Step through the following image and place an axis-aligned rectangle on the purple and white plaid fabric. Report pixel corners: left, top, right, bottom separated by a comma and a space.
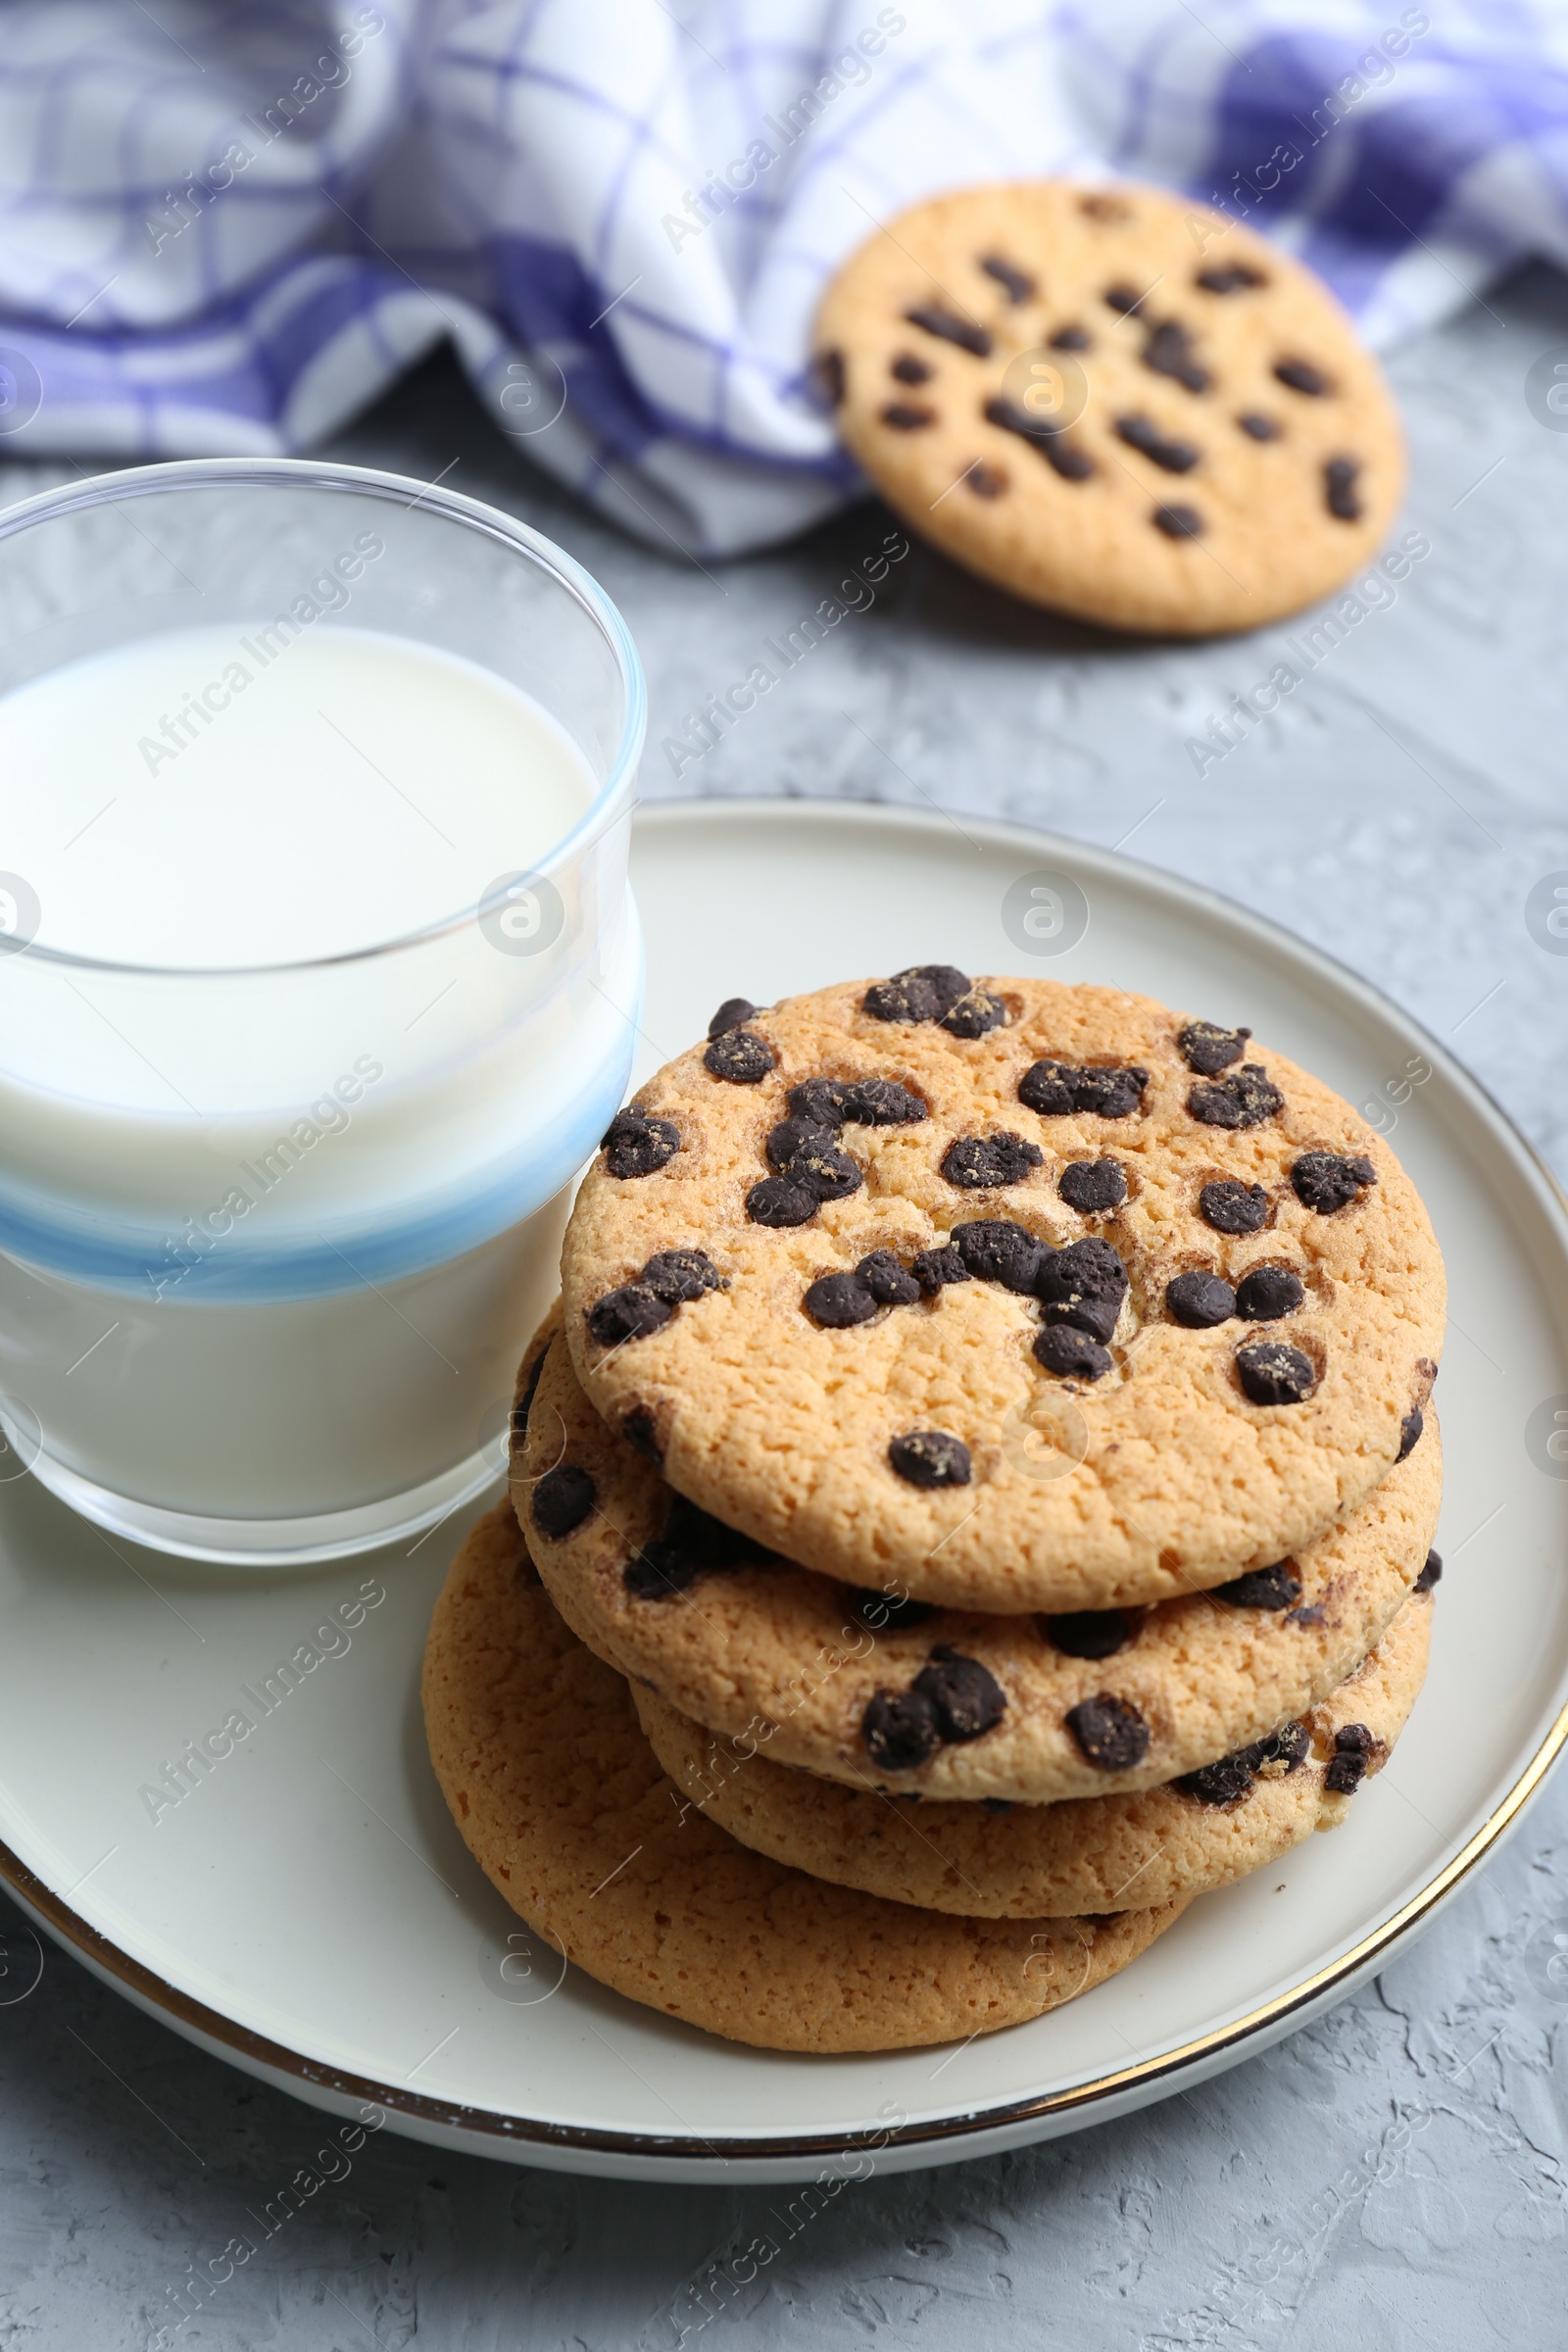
1, 0, 1566, 555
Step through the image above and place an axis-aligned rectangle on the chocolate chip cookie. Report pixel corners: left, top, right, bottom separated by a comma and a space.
812, 179, 1404, 635
560, 976, 1446, 1612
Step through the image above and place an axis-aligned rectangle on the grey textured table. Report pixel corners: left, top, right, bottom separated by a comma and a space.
3, 263, 1567, 2349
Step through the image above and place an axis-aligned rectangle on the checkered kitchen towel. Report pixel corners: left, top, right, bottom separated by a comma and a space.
2, 0, 1566, 556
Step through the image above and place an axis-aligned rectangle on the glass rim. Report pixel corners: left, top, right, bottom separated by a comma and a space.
0, 456, 647, 980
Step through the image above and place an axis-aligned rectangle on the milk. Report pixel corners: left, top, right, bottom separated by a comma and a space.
8, 620, 597, 967
0, 616, 641, 1559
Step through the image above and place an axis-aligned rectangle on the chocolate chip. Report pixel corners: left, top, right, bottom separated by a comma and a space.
1200, 1178, 1269, 1235
1074, 1065, 1149, 1118
967, 463, 1008, 498
813, 348, 845, 406
1018, 1057, 1076, 1115
1065, 1692, 1150, 1770
642, 1249, 723, 1303
890, 352, 932, 384
1018, 1058, 1148, 1118
1033, 1325, 1112, 1380
1261, 1721, 1312, 1771
1050, 323, 1092, 350
619, 1404, 662, 1461
602, 1106, 679, 1179
786, 1077, 852, 1127
766, 1115, 828, 1173
1143, 318, 1209, 393
888, 1430, 971, 1489
980, 253, 1035, 303
1237, 410, 1281, 440
513, 1346, 548, 1443
1058, 1158, 1127, 1214
1178, 1749, 1256, 1806
1153, 502, 1204, 539
622, 1545, 695, 1601
1115, 414, 1200, 472
1181, 1719, 1311, 1805
1188, 1064, 1284, 1128
905, 303, 992, 358
1236, 1266, 1304, 1322
852, 1586, 935, 1631
1178, 1020, 1251, 1075
587, 1283, 673, 1347
1324, 456, 1362, 520
1215, 1561, 1301, 1609
745, 1175, 818, 1227
913, 1646, 1006, 1741
982, 1796, 1013, 1814
625, 1496, 774, 1601
1237, 1341, 1317, 1405
1286, 1603, 1325, 1628
857, 1250, 921, 1307
1035, 429, 1098, 484
626, 1545, 687, 1600
942, 1132, 1044, 1190
707, 997, 756, 1038
862, 1687, 941, 1771
941, 989, 1007, 1039
1196, 263, 1267, 293
1413, 1548, 1443, 1593
844, 1077, 927, 1125
1336, 1721, 1376, 1756
704, 1028, 773, 1083
1044, 1609, 1131, 1659
912, 1245, 969, 1294
532, 1463, 596, 1539
863, 964, 970, 1024
952, 1217, 1045, 1293
982, 396, 1097, 479
1275, 358, 1332, 396
1397, 1404, 1424, 1460
1324, 1748, 1367, 1795
1167, 1270, 1237, 1328
804, 1271, 878, 1329
1037, 1236, 1128, 1341
1104, 283, 1148, 315
882, 402, 936, 430
768, 1123, 861, 1203
789, 1134, 863, 1200
1291, 1152, 1376, 1213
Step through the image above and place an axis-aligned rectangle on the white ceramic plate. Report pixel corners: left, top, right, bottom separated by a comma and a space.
2, 800, 1565, 2184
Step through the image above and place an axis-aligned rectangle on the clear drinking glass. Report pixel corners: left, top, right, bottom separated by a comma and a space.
0, 459, 645, 1563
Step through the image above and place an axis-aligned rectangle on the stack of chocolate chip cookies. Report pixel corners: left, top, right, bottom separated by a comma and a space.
422, 972, 1446, 2054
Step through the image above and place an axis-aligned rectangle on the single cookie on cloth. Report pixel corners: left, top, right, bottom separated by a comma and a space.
421, 1501, 1186, 2053
812, 178, 1406, 636
516, 1300, 1442, 1802
635, 1578, 1437, 1918
560, 976, 1446, 1613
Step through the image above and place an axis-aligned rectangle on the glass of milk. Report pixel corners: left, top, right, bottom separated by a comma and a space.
0, 459, 644, 1563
